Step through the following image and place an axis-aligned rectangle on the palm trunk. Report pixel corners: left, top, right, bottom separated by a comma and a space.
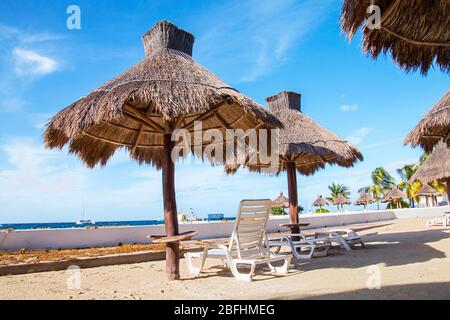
162, 134, 179, 280
286, 161, 299, 235
446, 179, 450, 207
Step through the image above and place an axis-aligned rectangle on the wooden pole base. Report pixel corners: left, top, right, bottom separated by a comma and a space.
166, 242, 180, 280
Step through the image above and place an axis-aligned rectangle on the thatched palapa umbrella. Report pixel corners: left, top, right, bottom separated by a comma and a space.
313, 195, 328, 212
410, 142, 450, 206
272, 192, 289, 208
354, 192, 375, 210
341, 0, 450, 74
226, 91, 362, 233
416, 184, 441, 207
382, 187, 407, 209
333, 194, 351, 211
43, 21, 281, 280
404, 90, 450, 152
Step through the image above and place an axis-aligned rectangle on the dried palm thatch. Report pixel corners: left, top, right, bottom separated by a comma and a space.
44, 21, 281, 169
272, 192, 289, 208
43, 20, 282, 281
383, 187, 407, 201
410, 142, 450, 184
416, 184, 441, 197
404, 89, 450, 152
225, 91, 362, 233
313, 196, 328, 207
354, 192, 375, 206
226, 91, 363, 175
341, 0, 450, 74
333, 194, 351, 205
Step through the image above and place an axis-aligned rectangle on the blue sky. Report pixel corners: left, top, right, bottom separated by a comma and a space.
0, 0, 448, 223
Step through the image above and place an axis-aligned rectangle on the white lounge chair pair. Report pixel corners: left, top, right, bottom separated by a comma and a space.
185, 199, 292, 282
268, 234, 333, 259
269, 227, 378, 260
427, 213, 450, 227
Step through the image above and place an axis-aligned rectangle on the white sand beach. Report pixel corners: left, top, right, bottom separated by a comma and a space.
1, 217, 449, 300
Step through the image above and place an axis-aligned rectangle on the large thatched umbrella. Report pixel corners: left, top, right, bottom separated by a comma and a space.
404, 90, 450, 153
313, 195, 328, 212
333, 194, 351, 211
341, 0, 450, 74
43, 21, 281, 280
410, 142, 450, 206
382, 187, 407, 209
272, 192, 289, 208
354, 192, 375, 210
416, 184, 441, 207
226, 91, 362, 233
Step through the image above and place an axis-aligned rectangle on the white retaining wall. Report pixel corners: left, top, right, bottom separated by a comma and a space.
0, 206, 448, 251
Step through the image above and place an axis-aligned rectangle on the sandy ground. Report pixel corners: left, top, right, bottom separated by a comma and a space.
1, 217, 449, 300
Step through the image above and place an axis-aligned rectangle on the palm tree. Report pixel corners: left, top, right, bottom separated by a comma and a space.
396, 164, 421, 208
327, 182, 350, 210
360, 167, 395, 210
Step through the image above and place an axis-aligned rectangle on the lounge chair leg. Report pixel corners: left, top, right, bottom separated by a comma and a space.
184, 247, 208, 276
230, 262, 255, 282
268, 257, 291, 274
292, 245, 315, 260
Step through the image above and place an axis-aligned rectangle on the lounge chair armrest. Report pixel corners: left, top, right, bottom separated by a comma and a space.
282, 233, 306, 240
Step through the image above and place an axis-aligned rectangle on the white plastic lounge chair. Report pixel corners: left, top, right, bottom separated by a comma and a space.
184, 199, 292, 282
427, 213, 450, 227
314, 228, 378, 250
268, 234, 332, 259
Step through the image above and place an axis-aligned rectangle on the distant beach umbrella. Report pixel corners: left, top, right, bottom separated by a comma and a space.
410, 142, 450, 207
340, 0, 450, 74
416, 184, 441, 207
333, 194, 351, 211
43, 21, 281, 280
404, 90, 450, 152
313, 195, 328, 212
272, 192, 289, 208
354, 192, 375, 210
226, 91, 362, 233
382, 187, 407, 209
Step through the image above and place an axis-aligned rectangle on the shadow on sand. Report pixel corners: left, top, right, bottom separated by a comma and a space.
274, 281, 450, 300
295, 228, 449, 272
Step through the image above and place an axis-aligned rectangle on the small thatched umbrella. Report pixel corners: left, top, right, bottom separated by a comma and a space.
333, 194, 351, 212
226, 91, 362, 233
43, 21, 281, 280
382, 187, 407, 209
354, 192, 375, 210
404, 90, 450, 153
313, 195, 328, 212
341, 0, 450, 74
272, 192, 289, 208
410, 142, 450, 206
416, 184, 441, 207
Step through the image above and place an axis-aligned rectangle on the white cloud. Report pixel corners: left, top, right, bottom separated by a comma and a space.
346, 127, 373, 145
0, 23, 62, 43
13, 48, 58, 77
361, 138, 403, 151
340, 104, 359, 112
0, 97, 28, 112
195, 0, 333, 83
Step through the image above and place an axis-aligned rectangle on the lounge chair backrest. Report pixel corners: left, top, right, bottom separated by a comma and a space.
229, 199, 272, 259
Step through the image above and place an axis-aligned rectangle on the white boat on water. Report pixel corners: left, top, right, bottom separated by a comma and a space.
76, 211, 95, 225
76, 219, 95, 225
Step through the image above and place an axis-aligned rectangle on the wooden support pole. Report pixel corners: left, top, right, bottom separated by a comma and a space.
446, 179, 450, 207
286, 161, 299, 235
162, 133, 180, 280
